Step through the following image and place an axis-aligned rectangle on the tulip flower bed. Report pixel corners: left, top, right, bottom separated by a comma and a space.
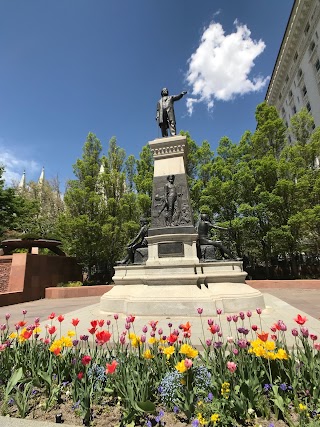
1, 309, 320, 427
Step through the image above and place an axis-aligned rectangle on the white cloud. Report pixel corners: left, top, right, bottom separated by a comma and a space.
186, 20, 269, 115
0, 144, 40, 186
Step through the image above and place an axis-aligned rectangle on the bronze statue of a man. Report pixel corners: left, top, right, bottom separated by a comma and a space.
117, 218, 148, 264
164, 175, 178, 226
197, 213, 237, 260
156, 88, 187, 137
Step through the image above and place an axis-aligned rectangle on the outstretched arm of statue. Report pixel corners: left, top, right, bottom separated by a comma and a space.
172, 91, 187, 102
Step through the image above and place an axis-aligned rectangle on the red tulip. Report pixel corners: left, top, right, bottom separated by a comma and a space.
72, 318, 80, 327
294, 314, 307, 325
257, 331, 269, 342
96, 330, 111, 345
90, 320, 98, 328
48, 326, 57, 335
106, 360, 118, 374
81, 355, 92, 366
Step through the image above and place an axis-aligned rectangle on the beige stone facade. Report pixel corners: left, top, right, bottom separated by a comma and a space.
266, 0, 320, 137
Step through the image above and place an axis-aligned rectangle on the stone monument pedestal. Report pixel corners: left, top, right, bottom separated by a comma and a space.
100, 135, 265, 316
100, 260, 264, 316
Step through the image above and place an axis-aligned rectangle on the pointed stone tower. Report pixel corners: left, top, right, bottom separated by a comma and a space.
18, 170, 26, 190
38, 167, 45, 186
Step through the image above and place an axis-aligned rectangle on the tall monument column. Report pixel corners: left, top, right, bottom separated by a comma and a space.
147, 135, 199, 266
100, 87, 265, 316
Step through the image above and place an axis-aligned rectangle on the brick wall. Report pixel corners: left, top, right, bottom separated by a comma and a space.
0, 257, 12, 293
0, 253, 82, 307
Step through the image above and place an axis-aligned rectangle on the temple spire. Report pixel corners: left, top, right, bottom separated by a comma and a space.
18, 170, 26, 189
38, 167, 45, 186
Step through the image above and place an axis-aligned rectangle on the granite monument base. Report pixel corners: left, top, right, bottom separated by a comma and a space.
100, 261, 265, 316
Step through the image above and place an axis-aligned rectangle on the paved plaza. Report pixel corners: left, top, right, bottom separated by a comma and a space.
1, 285, 320, 427
1, 286, 320, 347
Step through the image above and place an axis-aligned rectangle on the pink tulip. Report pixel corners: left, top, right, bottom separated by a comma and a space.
197, 308, 203, 314
227, 361, 237, 373
184, 358, 193, 369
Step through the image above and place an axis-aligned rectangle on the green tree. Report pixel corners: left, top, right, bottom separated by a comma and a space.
13, 177, 64, 238
58, 133, 143, 281
0, 166, 23, 239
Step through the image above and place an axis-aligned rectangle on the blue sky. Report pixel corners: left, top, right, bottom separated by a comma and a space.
0, 0, 293, 188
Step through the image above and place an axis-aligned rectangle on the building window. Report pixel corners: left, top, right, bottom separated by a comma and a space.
302, 85, 307, 96
294, 51, 298, 62
305, 22, 310, 35
285, 75, 289, 84
298, 68, 303, 78
279, 92, 282, 100
310, 40, 316, 53
289, 90, 293, 98
315, 58, 320, 72
288, 135, 292, 143
306, 102, 311, 112
292, 105, 297, 115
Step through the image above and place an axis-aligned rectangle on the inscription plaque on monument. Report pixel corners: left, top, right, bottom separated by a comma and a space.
158, 242, 184, 258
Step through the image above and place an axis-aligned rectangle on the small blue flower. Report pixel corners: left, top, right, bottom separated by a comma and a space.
173, 406, 179, 414
280, 383, 287, 391
192, 419, 200, 427
263, 383, 272, 392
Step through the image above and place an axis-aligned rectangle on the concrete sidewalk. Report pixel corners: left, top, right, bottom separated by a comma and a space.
1, 286, 319, 325
0, 286, 319, 348
1, 285, 320, 427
